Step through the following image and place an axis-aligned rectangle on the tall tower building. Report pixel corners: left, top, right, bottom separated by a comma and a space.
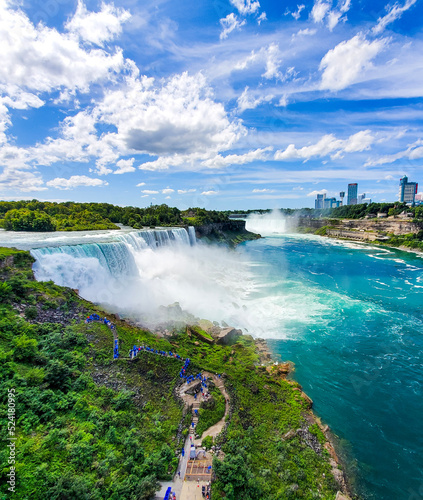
340, 191, 345, 205
347, 183, 358, 205
399, 176, 418, 204
315, 193, 326, 209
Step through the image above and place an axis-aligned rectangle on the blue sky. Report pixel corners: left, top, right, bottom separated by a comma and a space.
1, 0, 422, 209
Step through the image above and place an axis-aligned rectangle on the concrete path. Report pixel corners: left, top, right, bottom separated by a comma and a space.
156, 372, 229, 500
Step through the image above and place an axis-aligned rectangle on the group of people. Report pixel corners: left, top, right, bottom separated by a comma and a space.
128, 344, 189, 365
85, 314, 119, 358
164, 486, 176, 500
85, 313, 116, 331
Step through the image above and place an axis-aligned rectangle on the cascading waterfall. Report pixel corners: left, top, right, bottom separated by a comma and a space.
245, 210, 297, 235
29, 225, 260, 328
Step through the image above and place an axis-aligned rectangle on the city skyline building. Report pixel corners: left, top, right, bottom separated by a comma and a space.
399, 175, 418, 204
347, 183, 358, 205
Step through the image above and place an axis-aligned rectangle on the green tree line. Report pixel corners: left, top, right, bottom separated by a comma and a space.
0, 200, 230, 232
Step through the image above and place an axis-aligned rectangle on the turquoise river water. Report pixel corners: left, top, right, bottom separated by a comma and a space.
240, 234, 423, 500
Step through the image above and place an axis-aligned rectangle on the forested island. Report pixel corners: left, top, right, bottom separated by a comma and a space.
0, 201, 231, 232
0, 247, 350, 499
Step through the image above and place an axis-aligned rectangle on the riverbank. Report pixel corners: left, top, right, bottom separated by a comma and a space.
254, 336, 354, 499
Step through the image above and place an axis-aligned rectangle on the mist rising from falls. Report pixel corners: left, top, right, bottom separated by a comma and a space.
245, 210, 297, 236
31, 227, 267, 332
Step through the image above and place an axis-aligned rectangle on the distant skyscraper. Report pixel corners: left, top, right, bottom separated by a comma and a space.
315, 193, 326, 209
347, 183, 358, 205
340, 191, 345, 205
399, 176, 418, 204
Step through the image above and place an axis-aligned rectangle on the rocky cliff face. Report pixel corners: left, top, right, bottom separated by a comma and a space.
298, 217, 422, 239
195, 220, 260, 247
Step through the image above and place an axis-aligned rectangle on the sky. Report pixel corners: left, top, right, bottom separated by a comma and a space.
0, 0, 423, 210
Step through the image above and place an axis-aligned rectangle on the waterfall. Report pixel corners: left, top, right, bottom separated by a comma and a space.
245, 211, 296, 235
188, 226, 196, 246
30, 227, 194, 303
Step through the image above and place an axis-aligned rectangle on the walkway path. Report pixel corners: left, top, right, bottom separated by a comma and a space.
156, 372, 229, 500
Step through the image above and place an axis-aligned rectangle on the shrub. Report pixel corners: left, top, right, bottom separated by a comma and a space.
25, 306, 38, 320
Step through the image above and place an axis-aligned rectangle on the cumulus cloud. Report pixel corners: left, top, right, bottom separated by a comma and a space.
373, 0, 417, 35
136, 182, 146, 186
230, 0, 261, 15
201, 190, 218, 195
162, 188, 174, 194
320, 34, 386, 91
114, 158, 135, 174
0, 0, 128, 100
46, 175, 108, 190
274, 130, 375, 161
252, 188, 275, 192
141, 189, 159, 194
220, 13, 246, 40
98, 73, 242, 157
66, 0, 131, 46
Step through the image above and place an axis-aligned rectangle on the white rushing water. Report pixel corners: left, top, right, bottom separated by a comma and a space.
245, 210, 297, 235
24, 226, 267, 330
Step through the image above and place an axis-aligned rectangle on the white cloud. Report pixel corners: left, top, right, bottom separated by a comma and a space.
257, 12, 267, 24
178, 189, 196, 194
165, 196, 171, 199
66, 0, 131, 46
47, 175, 108, 190
274, 130, 375, 161
142, 189, 159, 194
320, 34, 386, 91
0, 165, 46, 193
311, 0, 331, 23
292, 28, 317, 39
373, 0, 417, 35
252, 188, 275, 192
310, 0, 351, 30
114, 158, 136, 174
162, 188, 174, 194
230, 0, 261, 15
235, 43, 283, 80
203, 147, 272, 168
201, 190, 218, 195
237, 87, 273, 112
98, 72, 242, 158
0, 0, 128, 100
365, 139, 423, 166
307, 189, 328, 197
136, 182, 146, 186
292, 4, 305, 20
220, 13, 246, 40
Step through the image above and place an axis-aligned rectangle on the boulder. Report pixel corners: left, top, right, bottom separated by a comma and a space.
217, 327, 242, 345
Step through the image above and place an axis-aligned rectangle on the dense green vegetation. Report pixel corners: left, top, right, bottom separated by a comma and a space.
0, 200, 231, 232
329, 202, 423, 220
195, 384, 226, 437
0, 248, 342, 499
379, 231, 423, 251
